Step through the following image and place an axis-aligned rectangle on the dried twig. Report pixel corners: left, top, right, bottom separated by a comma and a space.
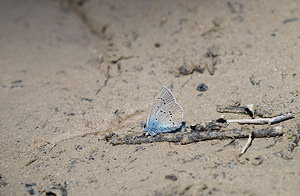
105, 127, 283, 145
217, 104, 254, 117
96, 65, 111, 95
105, 110, 294, 146
239, 130, 253, 156
226, 113, 294, 125
217, 103, 282, 118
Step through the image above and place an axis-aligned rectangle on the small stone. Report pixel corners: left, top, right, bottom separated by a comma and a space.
134, 146, 145, 152
75, 145, 82, 151
89, 156, 95, 161
28, 188, 35, 195
11, 80, 23, 84
45, 184, 68, 196
196, 83, 208, 92
165, 174, 177, 181
154, 43, 161, 48
25, 183, 37, 187
80, 97, 93, 102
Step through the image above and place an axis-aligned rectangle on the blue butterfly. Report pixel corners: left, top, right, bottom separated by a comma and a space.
145, 86, 184, 136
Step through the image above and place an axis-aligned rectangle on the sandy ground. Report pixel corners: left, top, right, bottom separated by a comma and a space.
0, 0, 300, 195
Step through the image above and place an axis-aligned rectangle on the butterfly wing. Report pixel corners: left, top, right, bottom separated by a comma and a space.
146, 102, 183, 135
146, 86, 184, 136
146, 86, 176, 127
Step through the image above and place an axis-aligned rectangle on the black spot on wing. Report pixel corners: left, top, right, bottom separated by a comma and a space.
158, 97, 166, 105
168, 111, 173, 118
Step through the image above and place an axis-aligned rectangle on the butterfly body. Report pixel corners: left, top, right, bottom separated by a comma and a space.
145, 86, 184, 136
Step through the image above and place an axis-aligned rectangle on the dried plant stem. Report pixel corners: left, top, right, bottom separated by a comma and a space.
105, 127, 283, 145
227, 113, 294, 125
239, 130, 254, 157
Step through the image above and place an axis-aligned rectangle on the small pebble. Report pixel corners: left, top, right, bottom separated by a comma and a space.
165, 174, 177, 181
154, 43, 161, 48
25, 183, 37, 188
28, 189, 35, 195
11, 80, 23, 84
89, 156, 95, 161
45, 184, 68, 196
23, 183, 36, 195
10, 85, 23, 89
134, 146, 145, 152
80, 97, 93, 102
196, 83, 208, 92
75, 145, 82, 151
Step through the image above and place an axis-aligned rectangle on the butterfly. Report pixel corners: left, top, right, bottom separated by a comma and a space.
145, 86, 184, 136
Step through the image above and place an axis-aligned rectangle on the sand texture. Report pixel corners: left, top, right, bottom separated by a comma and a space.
0, 0, 299, 195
